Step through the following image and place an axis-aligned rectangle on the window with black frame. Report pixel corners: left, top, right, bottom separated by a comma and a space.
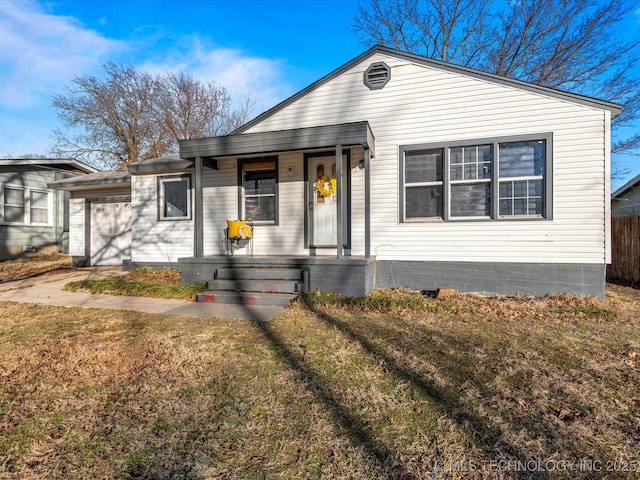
159, 175, 191, 220
401, 135, 549, 221
241, 159, 277, 223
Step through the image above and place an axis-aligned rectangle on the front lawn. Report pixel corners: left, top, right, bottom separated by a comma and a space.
0, 286, 639, 478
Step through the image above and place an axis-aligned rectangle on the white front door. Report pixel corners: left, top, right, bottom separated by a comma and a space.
308, 155, 347, 247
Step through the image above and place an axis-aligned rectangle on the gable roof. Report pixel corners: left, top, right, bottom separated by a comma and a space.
612, 173, 640, 199
235, 45, 622, 135
0, 158, 98, 174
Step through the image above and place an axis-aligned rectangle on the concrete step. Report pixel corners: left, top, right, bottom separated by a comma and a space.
196, 291, 297, 306
215, 267, 302, 281
207, 279, 303, 294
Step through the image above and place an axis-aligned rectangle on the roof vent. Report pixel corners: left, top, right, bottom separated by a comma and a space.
364, 62, 391, 90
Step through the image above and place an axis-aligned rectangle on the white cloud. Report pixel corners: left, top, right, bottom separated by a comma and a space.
138, 37, 295, 116
0, 1, 124, 107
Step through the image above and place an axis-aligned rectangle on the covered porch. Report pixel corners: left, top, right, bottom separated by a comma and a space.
162, 121, 377, 298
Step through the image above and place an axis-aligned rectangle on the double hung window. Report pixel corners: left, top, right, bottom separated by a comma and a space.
239, 157, 278, 224
2, 186, 50, 225
401, 134, 550, 221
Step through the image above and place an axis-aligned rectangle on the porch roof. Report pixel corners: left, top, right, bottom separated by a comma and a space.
177, 121, 375, 161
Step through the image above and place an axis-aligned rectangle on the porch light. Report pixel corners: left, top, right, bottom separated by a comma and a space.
359, 159, 365, 169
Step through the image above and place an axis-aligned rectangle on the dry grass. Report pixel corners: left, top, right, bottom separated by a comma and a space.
1, 283, 639, 479
0, 253, 73, 281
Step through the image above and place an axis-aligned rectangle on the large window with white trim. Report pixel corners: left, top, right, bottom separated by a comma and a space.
401, 134, 551, 221
1, 186, 51, 225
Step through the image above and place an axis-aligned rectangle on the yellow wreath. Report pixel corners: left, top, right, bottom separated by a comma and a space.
315, 175, 337, 197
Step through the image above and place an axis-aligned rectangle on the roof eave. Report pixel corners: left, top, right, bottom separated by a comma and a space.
0, 158, 99, 174
612, 173, 640, 198
179, 121, 375, 160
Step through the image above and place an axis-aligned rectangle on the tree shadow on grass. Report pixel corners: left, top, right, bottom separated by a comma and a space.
251, 318, 400, 478
254, 302, 550, 480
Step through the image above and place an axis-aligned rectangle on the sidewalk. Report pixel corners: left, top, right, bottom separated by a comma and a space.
0, 268, 284, 321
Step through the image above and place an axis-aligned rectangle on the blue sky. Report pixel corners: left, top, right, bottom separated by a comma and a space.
0, 0, 638, 188
0, 0, 362, 157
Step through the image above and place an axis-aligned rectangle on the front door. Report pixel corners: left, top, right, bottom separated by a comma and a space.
308, 154, 348, 247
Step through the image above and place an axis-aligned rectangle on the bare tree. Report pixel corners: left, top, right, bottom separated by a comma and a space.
52, 63, 157, 170
52, 64, 254, 170
353, 0, 640, 154
154, 72, 233, 144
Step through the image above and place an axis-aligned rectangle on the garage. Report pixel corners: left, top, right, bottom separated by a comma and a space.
90, 201, 132, 266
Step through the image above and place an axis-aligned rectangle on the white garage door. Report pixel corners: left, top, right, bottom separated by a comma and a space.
91, 202, 132, 266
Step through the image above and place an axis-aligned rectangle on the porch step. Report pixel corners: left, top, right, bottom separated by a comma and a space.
207, 279, 303, 294
196, 291, 297, 307
195, 266, 307, 306
215, 267, 302, 281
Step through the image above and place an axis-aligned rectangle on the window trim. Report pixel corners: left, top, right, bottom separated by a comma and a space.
29, 189, 51, 225
399, 133, 553, 223
237, 156, 279, 225
157, 174, 192, 221
1, 185, 53, 226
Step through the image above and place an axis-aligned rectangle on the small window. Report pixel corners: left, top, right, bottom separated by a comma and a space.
30, 190, 49, 224
241, 159, 277, 224
159, 175, 191, 220
4, 187, 25, 223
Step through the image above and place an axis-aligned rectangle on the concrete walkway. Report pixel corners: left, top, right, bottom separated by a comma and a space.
0, 268, 284, 321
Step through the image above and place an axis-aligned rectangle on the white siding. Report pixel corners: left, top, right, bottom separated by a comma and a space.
68, 198, 85, 256
198, 150, 367, 256
244, 53, 608, 265
131, 175, 194, 263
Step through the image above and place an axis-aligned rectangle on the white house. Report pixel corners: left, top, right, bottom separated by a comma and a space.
52, 46, 620, 299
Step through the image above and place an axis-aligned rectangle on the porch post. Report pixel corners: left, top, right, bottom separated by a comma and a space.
364, 148, 371, 258
336, 144, 343, 258
194, 156, 204, 258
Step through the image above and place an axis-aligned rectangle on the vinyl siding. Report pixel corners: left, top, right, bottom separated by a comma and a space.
130, 174, 194, 263
0, 168, 71, 257
244, 53, 608, 264
68, 198, 85, 256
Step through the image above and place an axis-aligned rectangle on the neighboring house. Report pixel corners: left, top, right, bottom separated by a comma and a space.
0, 158, 97, 259
611, 174, 640, 217
52, 46, 620, 298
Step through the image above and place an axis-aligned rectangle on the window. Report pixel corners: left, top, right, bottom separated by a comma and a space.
404, 149, 443, 219
30, 190, 49, 224
159, 175, 191, 220
498, 141, 545, 217
1, 186, 51, 225
400, 134, 551, 221
450, 145, 492, 218
4, 187, 25, 223
240, 158, 277, 224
